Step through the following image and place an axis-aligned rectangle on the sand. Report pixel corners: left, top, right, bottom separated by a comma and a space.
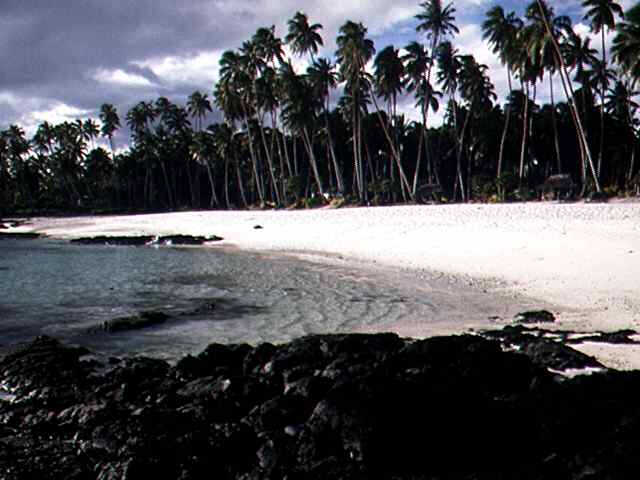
8, 201, 640, 368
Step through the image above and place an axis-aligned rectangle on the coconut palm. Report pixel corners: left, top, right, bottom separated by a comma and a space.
525, 2, 574, 176
583, 0, 624, 178
218, 48, 264, 204
307, 57, 344, 193
336, 20, 375, 202
530, 0, 601, 192
612, 4, 640, 84
285, 11, 323, 61
483, 6, 524, 178
373, 45, 412, 200
279, 63, 325, 196
99, 104, 120, 164
414, 0, 458, 192
606, 78, 640, 182
187, 91, 212, 133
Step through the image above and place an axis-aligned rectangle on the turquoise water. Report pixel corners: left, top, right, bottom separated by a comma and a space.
0, 238, 441, 362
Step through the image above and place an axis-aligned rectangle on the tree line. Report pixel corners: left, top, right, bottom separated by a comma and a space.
1, 0, 640, 215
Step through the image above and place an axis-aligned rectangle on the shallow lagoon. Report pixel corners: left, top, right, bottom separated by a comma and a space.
0, 238, 453, 361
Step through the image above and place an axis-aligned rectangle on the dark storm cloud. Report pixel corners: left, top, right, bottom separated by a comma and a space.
0, 0, 251, 133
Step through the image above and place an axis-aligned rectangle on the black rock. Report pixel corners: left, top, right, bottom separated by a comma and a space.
71, 235, 154, 246
3, 332, 640, 479
515, 309, 556, 324
100, 311, 170, 332
0, 231, 40, 240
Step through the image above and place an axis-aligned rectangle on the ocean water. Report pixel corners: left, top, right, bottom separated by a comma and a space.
0, 238, 449, 362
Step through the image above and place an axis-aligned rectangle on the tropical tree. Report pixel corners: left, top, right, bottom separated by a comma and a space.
285, 11, 324, 61
531, 0, 601, 192
612, 3, 640, 84
307, 57, 344, 193
483, 6, 524, 178
99, 104, 120, 162
187, 91, 212, 133
606, 78, 640, 182
373, 45, 412, 200
414, 0, 458, 192
336, 20, 375, 202
583, 0, 624, 177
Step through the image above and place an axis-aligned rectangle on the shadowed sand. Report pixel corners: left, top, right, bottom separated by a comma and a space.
10, 201, 640, 368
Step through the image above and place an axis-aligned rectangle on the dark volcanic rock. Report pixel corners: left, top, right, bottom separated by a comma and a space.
2, 332, 640, 479
100, 311, 170, 332
0, 231, 40, 240
514, 309, 556, 323
70, 234, 223, 246
70, 235, 154, 246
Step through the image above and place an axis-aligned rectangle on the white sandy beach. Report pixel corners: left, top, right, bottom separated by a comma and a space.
9, 201, 640, 368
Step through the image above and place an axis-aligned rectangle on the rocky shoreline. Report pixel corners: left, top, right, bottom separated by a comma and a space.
2, 330, 640, 479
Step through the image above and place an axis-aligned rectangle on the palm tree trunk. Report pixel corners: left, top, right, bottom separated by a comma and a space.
205, 161, 218, 207
369, 92, 413, 200
241, 114, 265, 204
324, 97, 344, 194
412, 108, 428, 196
302, 127, 324, 195
235, 158, 248, 208
224, 156, 231, 209
519, 79, 530, 186
549, 72, 562, 173
598, 27, 606, 181
497, 69, 513, 179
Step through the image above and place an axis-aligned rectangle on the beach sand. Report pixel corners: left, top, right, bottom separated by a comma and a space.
10, 201, 640, 368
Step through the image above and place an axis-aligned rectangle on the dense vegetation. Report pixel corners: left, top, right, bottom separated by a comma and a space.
1, 0, 640, 215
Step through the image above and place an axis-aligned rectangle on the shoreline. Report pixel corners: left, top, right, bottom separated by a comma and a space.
8, 202, 640, 367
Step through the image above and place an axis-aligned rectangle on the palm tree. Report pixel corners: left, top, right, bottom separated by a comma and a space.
285, 11, 323, 62
280, 64, 325, 197
583, 0, 624, 179
606, 78, 640, 182
612, 3, 640, 84
414, 0, 458, 193
99, 104, 120, 163
525, 2, 574, 177
483, 6, 523, 178
336, 20, 375, 202
187, 91, 212, 133
218, 48, 264, 204
373, 45, 412, 200
307, 57, 344, 193
531, 0, 601, 192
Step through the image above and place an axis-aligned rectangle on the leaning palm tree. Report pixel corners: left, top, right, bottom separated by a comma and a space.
532, 0, 601, 192
583, 0, 624, 179
482, 6, 523, 178
525, 2, 574, 177
336, 20, 375, 203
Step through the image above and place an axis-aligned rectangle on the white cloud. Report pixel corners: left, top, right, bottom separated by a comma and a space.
134, 50, 223, 88
92, 68, 157, 88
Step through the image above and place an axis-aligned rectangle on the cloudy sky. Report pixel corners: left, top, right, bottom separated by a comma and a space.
1, 0, 635, 146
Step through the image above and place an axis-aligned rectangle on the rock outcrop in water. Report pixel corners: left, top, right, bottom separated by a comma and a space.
70, 234, 223, 246
1, 332, 640, 479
